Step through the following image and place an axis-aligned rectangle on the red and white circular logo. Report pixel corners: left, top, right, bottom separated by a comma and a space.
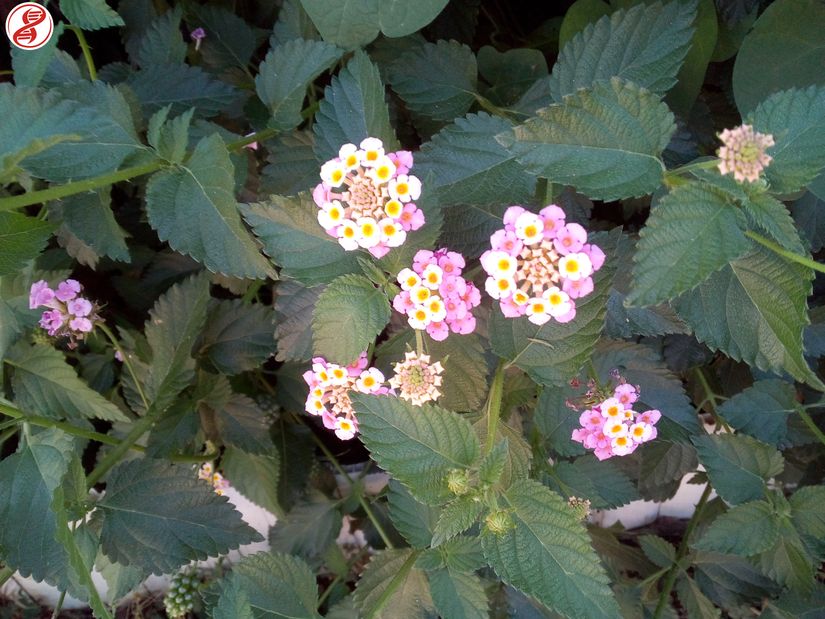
5, 2, 54, 50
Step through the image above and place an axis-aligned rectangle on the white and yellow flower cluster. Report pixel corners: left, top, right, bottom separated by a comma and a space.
313, 138, 425, 258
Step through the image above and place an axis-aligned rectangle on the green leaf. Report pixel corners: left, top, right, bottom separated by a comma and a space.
534, 383, 586, 457
432, 495, 485, 547
732, 0, 825, 113
751, 85, 825, 194
135, 6, 186, 66
222, 446, 281, 515
377, 0, 450, 37
299, 0, 380, 49
718, 380, 798, 447
198, 300, 274, 375
242, 193, 362, 285
214, 394, 273, 455
673, 244, 819, 388
146, 106, 192, 165
638, 441, 697, 501
0, 429, 73, 583
558, 0, 611, 50
501, 78, 675, 201
742, 193, 806, 253
791, 192, 825, 252
675, 577, 721, 619
61, 0, 124, 30
761, 584, 825, 619
550, 0, 697, 100
256, 39, 343, 131
387, 480, 440, 549
146, 134, 274, 279
270, 494, 340, 560
260, 131, 319, 197
0, 83, 143, 183
11, 22, 65, 87
757, 517, 816, 593
482, 479, 620, 619
418, 535, 485, 572
273, 281, 321, 362
628, 182, 750, 306
428, 568, 488, 619
387, 40, 477, 122
424, 332, 490, 412
8, 344, 129, 422
789, 486, 825, 539
0, 212, 55, 276
354, 549, 435, 619
592, 340, 700, 436
352, 393, 481, 505
213, 575, 254, 619
490, 230, 617, 387
98, 459, 262, 575
314, 50, 399, 162
416, 112, 537, 210
693, 551, 780, 609
126, 64, 240, 118
226, 552, 321, 618
693, 501, 779, 557
48, 189, 130, 266
693, 434, 783, 505
479, 439, 509, 487
667, 0, 718, 116
638, 535, 676, 569
312, 274, 391, 365
188, 4, 259, 73
547, 457, 640, 509
143, 272, 210, 413
478, 46, 548, 106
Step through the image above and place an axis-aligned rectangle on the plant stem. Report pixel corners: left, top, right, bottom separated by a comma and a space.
0, 426, 18, 448
308, 429, 394, 549
667, 159, 720, 176
485, 361, 506, 454
0, 402, 214, 462
415, 330, 425, 356
0, 161, 162, 211
693, 367, 731, 432
798, 409, 825, 449
653, 483, 713, 619
365, 550, 420, 619
86, 407, 162, 487
0, 128, 278, 211
67, 26, 96, 81
0, 566, 13, 587
51, 591, 67, 619
745, 231, 825, 274
98, 323, 149, 411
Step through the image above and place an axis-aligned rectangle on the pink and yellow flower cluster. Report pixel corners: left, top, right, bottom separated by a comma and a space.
30, 279, 100, 346
303, 353, 388, 440
481, 205, 604, 325
313, 137, 425, 258
198, 462, 229, 496
392, 249, 481, 341
571, 383, 660, 460
717, 124, 774, 183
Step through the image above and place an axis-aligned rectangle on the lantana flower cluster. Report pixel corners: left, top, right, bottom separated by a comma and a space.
393, 249, 481, 341
313, 137, 425, 258
198, 462, 229, 496
29, 279, 100, 347
303, 353, 388, 440
717, 124, 774, 183
571, 382, 660, 460
389, 351, 444, 406
481, 206, 604, 325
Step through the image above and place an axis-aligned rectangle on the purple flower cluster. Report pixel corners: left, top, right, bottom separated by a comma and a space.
29, 279, 99, 346
392, 248, 481, 341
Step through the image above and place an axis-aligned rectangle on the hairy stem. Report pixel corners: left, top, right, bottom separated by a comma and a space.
745, 230, 825, 275
365, 550, 420, 619
86, 407, 162, 487
653, 483, 713, 619
67, 26, 96, 81
693, 367, 731, 432
0, 566, 13, 587
0, 402, 215, 463
0, 128, 278, 211
485, 361, 506, 454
